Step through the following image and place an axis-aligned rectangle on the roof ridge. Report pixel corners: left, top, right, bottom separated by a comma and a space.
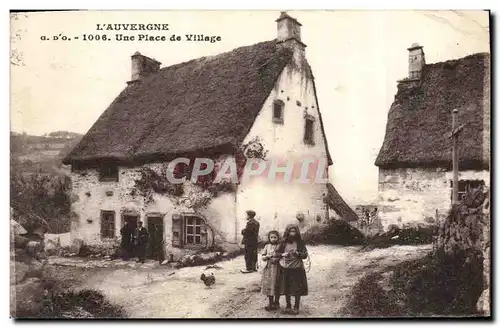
426, 51, 489, 67
158, 39, 278, 73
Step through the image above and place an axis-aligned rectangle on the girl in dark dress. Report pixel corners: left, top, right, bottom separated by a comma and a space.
276, 224, 309, 315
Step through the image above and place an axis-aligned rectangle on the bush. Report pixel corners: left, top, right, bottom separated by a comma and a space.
343, 248, 484, 317
363, 223, 437, 250
391, 248, 483, 315
49, 289, 126, 318
11, 158, 71, 234
15, 279, 125, 319
343, 272, 402, 317
303, 219, 365, 246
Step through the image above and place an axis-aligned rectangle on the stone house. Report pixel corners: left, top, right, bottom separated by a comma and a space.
375, 44, 490, 228
63, 13, 352, 258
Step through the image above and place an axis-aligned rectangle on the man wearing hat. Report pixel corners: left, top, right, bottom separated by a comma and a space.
241, 210, 260, 273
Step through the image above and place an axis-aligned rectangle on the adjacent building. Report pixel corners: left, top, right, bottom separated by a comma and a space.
375, 44, 490, 227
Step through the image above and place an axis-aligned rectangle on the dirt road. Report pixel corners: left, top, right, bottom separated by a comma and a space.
48, 244, 432, 318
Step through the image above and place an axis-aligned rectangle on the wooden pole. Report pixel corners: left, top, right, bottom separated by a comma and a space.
452, 108, 459, 205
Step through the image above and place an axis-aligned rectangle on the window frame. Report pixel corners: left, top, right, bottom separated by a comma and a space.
272, 100, 285, 124
184, 215, 204, 246
303, 116, 316, 145
172, 214, 207, 249
99, 162, 119, 182
450, 179, 485, 202
100, 210, 116, 239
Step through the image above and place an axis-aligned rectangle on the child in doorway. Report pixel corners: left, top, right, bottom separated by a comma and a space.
276, 224, 309, 315
261, 230, 282, 311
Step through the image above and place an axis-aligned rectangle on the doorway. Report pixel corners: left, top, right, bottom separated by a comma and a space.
121, 214, 138, 258
123, 215, 139, 231
147, 216, 164, 259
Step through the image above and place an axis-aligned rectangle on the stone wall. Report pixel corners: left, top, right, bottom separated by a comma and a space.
482, 53, 490, 166
378, 167, 489, 230
350, 205, 383, 236
477, 189, 490, 315
69, 160, 236, 258
434, 187, 490, 315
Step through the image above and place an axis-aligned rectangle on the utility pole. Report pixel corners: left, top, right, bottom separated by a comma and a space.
450, 108, 464, 205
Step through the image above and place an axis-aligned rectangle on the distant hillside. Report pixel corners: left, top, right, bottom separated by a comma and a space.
10, 130, 80, 233
11, 131, 82, 174
48, 130, 82, 139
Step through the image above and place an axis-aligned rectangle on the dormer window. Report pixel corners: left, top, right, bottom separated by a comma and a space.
99, 162, 119, 182
304, 116, 315, 145
272, 100, 284, 124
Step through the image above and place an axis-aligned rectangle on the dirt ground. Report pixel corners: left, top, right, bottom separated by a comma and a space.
45, 244, 432, 318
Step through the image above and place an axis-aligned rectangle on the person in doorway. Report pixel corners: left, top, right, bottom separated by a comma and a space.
150, 225, 165, 264
120, 221, 133, 260
276, 224, 309, 315
135, 221, 149, 263
241, 210, 260, 273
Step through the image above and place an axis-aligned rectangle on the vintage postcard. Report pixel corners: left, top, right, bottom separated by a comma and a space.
10, 10, 491, 319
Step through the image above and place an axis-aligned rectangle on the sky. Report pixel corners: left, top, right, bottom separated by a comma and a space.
10, 10, 490, 205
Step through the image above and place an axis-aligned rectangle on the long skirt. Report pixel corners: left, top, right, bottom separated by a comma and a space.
261, 262, 281, 296
278, 267, 308, 296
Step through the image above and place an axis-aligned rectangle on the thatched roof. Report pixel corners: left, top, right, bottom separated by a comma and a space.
63, 39, 332, 166
375, 52, 490, 169
325, 183, 359, 222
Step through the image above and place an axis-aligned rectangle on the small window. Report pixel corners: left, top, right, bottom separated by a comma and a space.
173, 162, 190, 180
184, 215, 205, 246
272, 100, 284, 124
100, 210, 115, 239
172, 214, 207, 248
304, 117, 315, 145
99, 163, 119, 182
450, 180, 485, 201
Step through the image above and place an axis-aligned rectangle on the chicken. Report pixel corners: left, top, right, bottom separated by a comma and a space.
200, 273, 216, 288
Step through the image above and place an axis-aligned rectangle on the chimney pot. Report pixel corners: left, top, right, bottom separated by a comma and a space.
128, 52, 161, 84
407, 43, 425, 80
276, 11, 305, 47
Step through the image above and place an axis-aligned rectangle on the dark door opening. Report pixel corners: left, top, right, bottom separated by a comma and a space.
123, 215, 138, 230
123, 215, 138, 245
147, 217, 164, 259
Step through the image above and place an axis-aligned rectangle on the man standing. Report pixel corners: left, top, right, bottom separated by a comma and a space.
120, 221, 132, 260
241, 210, 260, 273
150, 225, 165, 264
135, 221, 148, 263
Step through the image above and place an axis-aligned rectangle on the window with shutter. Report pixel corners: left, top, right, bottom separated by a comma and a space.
100, 210, 115, 239
171, 214, 207, 248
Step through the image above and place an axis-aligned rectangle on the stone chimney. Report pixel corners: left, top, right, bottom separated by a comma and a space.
276, 12, 306, 63
128, 51, 161, 84
407, 43, 425, 80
